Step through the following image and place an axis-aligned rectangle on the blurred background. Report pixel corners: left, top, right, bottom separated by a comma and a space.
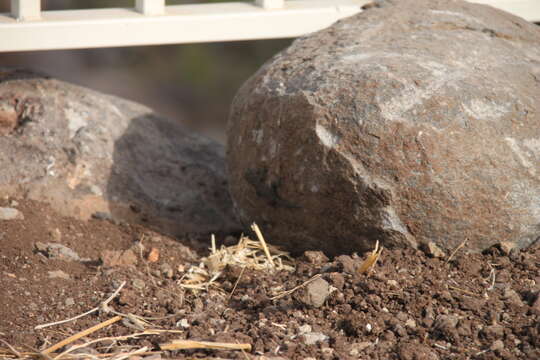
0, 0, 292, 143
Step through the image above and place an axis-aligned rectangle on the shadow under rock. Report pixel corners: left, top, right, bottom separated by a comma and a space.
106, 113, 240, 242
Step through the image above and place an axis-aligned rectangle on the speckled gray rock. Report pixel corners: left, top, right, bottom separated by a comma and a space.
227, 0, 540, 256
0, 69, 239, 236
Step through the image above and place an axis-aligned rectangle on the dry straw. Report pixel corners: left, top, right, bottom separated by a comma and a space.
179, 223, 294, 291
357, 240, 383, 274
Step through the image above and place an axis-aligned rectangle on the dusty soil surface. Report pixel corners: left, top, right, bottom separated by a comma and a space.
1, 198, 539, 359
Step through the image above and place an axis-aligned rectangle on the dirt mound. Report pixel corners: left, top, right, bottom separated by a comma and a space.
1, 198, 539, 359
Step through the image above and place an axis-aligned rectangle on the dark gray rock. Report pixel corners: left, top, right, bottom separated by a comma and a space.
227, 0, 540, 256
0, 69, 239, 237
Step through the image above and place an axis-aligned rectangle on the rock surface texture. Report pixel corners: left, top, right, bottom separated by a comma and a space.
0, 68, 239, 236
227, 0, 540, 256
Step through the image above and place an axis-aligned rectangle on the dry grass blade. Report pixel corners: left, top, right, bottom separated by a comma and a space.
251, 223, 275, 267
447, 284, 481, 298
35, 281, 126, 330
108, 346, 148, 360
160, 339, 251, 352
445, 238, 468, 265
358, 240, 383, 274
53, 330, 165, 359
228, 266, 246, 302
270, 274, 322, 301
42, 316, 122, 355
0, 339, 21, 358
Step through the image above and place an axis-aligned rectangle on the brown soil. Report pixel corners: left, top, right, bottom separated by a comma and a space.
1, 198, 539, 359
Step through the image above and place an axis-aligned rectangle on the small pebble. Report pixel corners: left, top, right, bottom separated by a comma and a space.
304, 278, 331, 308
298, 324, 312, 334
160, 263, 174, 278
48, 270, 70, 280
177, 319, 190, 328
365, 323, 372, 333
302, 332, 328, 345
50, 228, 62, 242
65, 297, 75, 306
0, 207, 24, 220
132, 278, 146, 290
491, 339, 505, 351
405, 319, 416, 328
426, 241, 445, 258
349, 342, 372, 356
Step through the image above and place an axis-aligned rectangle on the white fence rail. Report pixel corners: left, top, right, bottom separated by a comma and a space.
0, 0, 539, 52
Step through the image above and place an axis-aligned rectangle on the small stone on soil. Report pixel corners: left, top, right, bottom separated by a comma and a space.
132, 278, 145, 290
349, 341, 372, 356
497, 241, 516, 255
0, 207, 24, 220
48, 270, 70, 280
426, 241, 446, 258
49, 228, 62, 242
92, 211, 113, 221
65, 298, 75, 306
35, 242, 81, 262
302, 332, 329, 345
100, 249, 138, 267
160, 263, 174, 278
302, 251, 329, 264
335, 255, 357, 274
303, 277, 331, 308
503, 287, 523, 307
298, 324, 312, 334
490, 339, 505, 351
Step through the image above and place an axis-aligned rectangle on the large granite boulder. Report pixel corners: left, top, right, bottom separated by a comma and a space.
227, 0, 540, 256
0, 68, 240, 237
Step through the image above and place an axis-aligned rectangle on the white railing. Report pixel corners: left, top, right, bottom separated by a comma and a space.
0, 0, 539, 52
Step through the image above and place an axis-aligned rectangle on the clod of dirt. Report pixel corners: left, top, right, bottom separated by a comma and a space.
491, 339, 505, 351
48, 270, 70, 280
482, 324, 505, 341
160, 262, 174, 278
398, 341, 439, 360
503, 287, 524, 307
327, 272, 345, 291
532, 292, 540, 315
349, 342, 373, 356
301, 251, 329, 264
100, 249, 138, 267
0, 207, 24, 220
147, 247, 160, 262
303, 277, 331, 308
49, 228, 62, 242
335, 255, 357, 274
132, 278, 146, 290
302, 332, 329, 345
425, 241, 446, 258
433, 314, 460, 343
498, 241, 517, 255
35, 242, 82, 261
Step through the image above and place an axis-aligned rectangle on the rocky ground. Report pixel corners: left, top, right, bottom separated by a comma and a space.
0, 198, 539, 360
